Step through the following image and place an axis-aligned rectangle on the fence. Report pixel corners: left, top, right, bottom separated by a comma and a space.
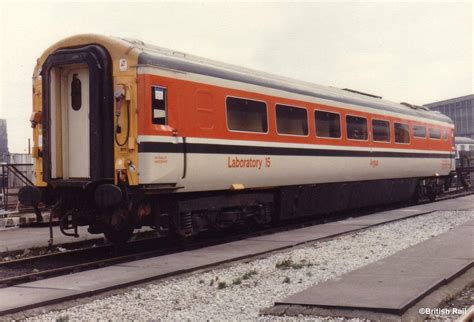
1, 154, 34, 211
6, 154, 34, 188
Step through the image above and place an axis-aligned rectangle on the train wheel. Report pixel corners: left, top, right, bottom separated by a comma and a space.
103, 206, 134, 243
104, 224, 134, 244
410, 194, 419, 205
411, 185, 422, 205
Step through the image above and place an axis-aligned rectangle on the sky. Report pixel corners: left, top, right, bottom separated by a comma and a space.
0, 0, 472, 153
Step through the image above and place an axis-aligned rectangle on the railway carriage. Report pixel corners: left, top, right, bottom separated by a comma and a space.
19, 34, 455, 242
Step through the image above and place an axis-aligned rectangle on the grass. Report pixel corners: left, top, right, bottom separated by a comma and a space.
276, 258, 314, 270
242, 269, 258, 280
290, 262, 305, 269
232, 277, 242, 285
212, 269, 260, 289
275, 258, 293, 270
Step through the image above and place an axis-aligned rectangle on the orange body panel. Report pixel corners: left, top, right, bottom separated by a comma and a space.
137, 74, 452, 152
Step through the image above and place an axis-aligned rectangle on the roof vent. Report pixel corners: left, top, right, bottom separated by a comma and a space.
342, 88, 382, 99
172, 51, 186, 58
120, 37, 145, 46
400, 102, 430, 111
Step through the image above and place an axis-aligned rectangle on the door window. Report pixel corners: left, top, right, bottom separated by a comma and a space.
71, 74, 82, 111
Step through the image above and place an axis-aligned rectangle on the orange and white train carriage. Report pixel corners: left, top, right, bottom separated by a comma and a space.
19, 34, 455, 242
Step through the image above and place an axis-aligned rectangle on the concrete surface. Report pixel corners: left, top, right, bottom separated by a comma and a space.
0, 211, 51, 230
333, 195, 474, 226
263, 267, 474, 322
277, 219, 474, 315
0, 226, 99, 253
247, 224, 365, 243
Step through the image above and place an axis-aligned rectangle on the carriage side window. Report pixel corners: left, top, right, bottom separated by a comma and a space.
413, 125, 427, 138
346, 115, 368, 140
276, 104, 308, 136
372, 119, 390, 142
226, 97, 268, 133
443, 129, 448, 140
429, 128, 441, 139
314, 110, 341, 138
395, 123, 410, 144
152, 86, 167, 125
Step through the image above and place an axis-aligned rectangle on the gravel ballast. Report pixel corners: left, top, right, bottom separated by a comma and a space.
32, 210, 474, 321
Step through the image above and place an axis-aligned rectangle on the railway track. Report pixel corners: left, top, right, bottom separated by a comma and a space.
0, 188, 472, 289
0, 237, 171, 287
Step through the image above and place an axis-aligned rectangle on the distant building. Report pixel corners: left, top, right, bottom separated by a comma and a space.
424, 94, 474, 139
0, 119, 8, 163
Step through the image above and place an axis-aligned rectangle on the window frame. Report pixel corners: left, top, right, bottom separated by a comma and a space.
151, 85, 168, 125
314, 109, 342, 140
371, 118, 391, 143
225, 95, 269, 134
412, 125, 427, 139
345, 114, 369, 142
428, 127, 442, 140
274, 103, 309, 137
394, 122, 411, 145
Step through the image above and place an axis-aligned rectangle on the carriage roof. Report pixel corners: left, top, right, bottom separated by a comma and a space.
39, 34, 453, 124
